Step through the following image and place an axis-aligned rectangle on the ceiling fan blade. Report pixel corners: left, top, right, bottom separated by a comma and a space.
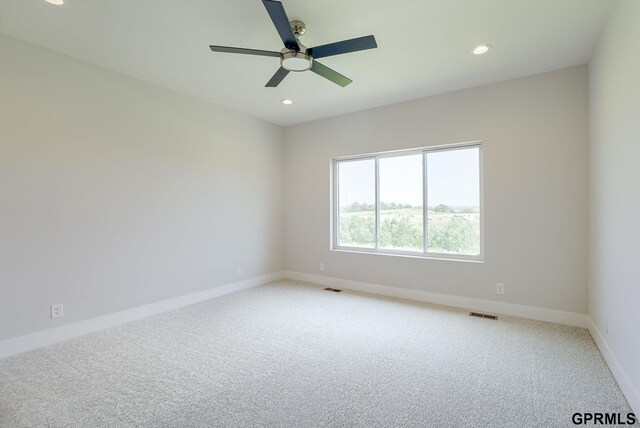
310, 61, 352, 87
266, 67, 290, 87
262, 0, 300, 51
209, 45, 281, 57
307, 35, 377, 59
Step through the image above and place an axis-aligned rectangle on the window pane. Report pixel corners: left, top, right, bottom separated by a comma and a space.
427, 147, 480, 255
337, 159, 376, 248
379, 154, 423, 251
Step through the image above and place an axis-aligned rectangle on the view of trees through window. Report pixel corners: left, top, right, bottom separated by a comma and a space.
426, 147, 480, 255
337, 159, 376, 248
379, 154, 423, 251
337, 146, 481, 257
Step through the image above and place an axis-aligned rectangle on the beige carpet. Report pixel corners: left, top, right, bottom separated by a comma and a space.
0, 280, 635, 427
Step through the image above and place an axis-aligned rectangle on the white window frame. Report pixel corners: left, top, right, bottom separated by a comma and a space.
331, 141, 484, 262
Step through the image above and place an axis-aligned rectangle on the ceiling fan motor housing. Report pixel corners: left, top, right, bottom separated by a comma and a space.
280, 20, 311, 72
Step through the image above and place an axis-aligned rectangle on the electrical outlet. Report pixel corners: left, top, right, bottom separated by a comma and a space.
496, 283, 505, 295
236, 266, 242, 277
51, 303, 63, 319
320, 263, 325, 272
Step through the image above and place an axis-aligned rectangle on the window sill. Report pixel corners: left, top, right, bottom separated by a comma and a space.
331, 247, 484, 263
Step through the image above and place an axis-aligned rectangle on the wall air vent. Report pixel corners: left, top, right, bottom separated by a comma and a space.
469, 312, 498, 320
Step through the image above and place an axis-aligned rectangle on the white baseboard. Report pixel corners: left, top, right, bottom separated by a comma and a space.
0, 271, 285, 360
283, 271, 589, 328
588, 318, 640, 415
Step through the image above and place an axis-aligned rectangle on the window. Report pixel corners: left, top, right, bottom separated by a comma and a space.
333, 143, 482, 260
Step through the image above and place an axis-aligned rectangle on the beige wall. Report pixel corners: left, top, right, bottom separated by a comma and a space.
0, 34, 284, 341
284, 66, 589, 314
589, 0, 640, 409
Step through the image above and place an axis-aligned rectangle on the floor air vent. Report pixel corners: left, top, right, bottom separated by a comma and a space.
469, 312, 498, 320
324, 288, 343, 293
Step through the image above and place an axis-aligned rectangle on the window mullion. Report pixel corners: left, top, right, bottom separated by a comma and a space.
423, 152, 428, 255
333, 160, 339, 249
375, 156, 380, 250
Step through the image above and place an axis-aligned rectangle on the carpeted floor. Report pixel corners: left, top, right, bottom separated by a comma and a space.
0, 280, 635, 427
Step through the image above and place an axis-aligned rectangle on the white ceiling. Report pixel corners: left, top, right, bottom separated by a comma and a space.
0, 0, 615, 126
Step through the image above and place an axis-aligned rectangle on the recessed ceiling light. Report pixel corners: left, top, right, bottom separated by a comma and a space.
473, 44, 491, 55
282, 99, 293, 105
45, 0, 66, 5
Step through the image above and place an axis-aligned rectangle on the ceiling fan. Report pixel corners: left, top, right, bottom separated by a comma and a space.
209, 0, 377, 88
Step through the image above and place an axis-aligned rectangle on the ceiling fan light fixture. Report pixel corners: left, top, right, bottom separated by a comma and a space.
281, 51, 312, 72
473, 44, 491, 55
